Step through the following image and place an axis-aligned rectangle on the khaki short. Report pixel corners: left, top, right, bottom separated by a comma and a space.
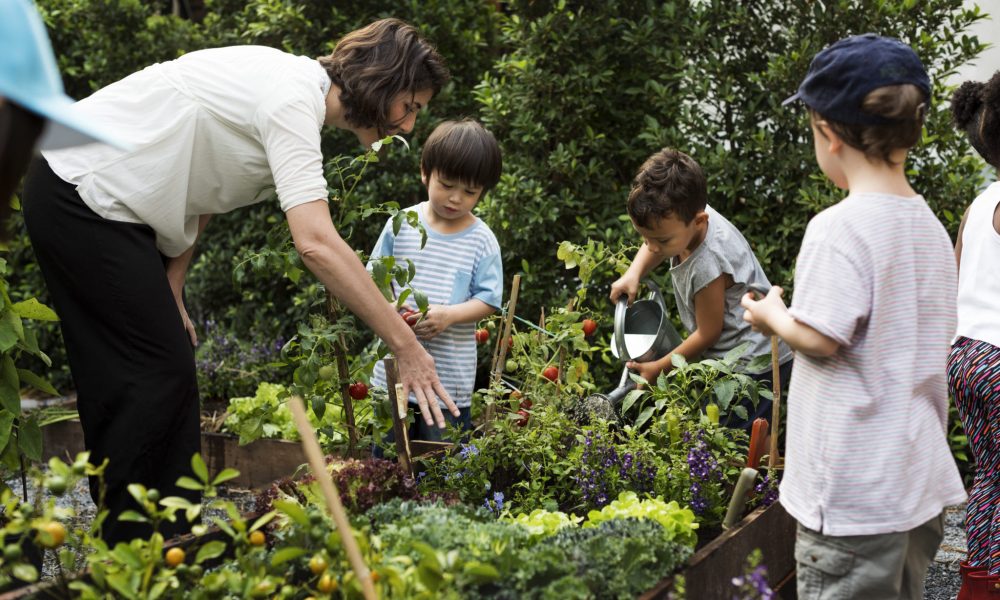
796, 513, 944, 600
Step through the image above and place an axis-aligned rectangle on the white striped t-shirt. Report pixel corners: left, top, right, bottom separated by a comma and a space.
370, 202, 503, 408
780, 192, 966, 536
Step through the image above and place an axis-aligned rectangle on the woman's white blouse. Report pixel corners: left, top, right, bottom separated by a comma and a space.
44, 46, 331, 257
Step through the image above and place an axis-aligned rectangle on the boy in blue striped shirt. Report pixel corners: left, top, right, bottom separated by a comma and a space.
370, 119, 503, 442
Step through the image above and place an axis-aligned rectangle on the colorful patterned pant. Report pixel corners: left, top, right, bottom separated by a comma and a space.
949, 336, 1000, 574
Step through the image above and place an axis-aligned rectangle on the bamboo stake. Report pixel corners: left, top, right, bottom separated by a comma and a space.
288, 396, 376, 600
767, 335, 782, 469
384, 357, 413, 476
486, 274, 521, 424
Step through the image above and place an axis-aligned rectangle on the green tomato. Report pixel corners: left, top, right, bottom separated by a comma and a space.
3, 544, 22, 561
506, 359, 518, 373
318, 365, 336, 381
45, 476, 67, 496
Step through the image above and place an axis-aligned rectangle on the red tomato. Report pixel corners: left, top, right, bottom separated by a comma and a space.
348, 381, 368, 400
475, 328, 490, 344
542, 366, 559, 382
582, 319, 598, 337
515, 409, 530, 427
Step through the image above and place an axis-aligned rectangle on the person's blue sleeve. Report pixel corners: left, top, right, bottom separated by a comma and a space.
367, 220, 395, 270
470, 252, 503, 309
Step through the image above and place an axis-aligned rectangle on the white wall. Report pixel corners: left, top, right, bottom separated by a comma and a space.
951, 0, 1000, 84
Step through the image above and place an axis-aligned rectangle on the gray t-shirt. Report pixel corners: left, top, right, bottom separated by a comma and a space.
669, 205, 793, 373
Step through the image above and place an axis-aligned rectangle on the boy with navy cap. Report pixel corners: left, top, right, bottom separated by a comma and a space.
743, 34, 966, 599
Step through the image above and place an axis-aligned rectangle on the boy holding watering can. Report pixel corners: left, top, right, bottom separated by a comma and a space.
741, 35, 965, 598
610, 148, 792, 430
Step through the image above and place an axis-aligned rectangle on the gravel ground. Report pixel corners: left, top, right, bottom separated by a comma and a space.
924, 504, 965, 600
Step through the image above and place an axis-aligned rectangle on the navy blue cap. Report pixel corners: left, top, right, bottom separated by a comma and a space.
783, 34, 930, 125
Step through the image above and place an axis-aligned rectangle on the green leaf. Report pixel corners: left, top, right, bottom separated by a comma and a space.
11, 562, 38, 582
732, 405, 749, 421
211, 468, 240, 486
175, 477, 204, 491
195, 540, 227, 564
745, 354, 772, 373
111, 543, 144, 569
0, 410, 14, 452
670, 353, 687, 369
18, 417, 42, 462
11, 299, 59, 321
634, 406, 655, 429
17, 369, 58, 397
713, 379, 736, 411
0, 356, 19, 413
0, 311, 24, 349
620, 389, 643, 414
463, 562, 500, 583
190, 453, 209, 483
271, 546, 308, 566
117, 510, 149, 523
273, 500, 310, 527
723, 341, 751, 364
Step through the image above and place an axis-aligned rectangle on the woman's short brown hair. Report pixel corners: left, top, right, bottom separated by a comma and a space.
812, 84, 927, 164
319, 18, 449, 136
627, 148, 707, 227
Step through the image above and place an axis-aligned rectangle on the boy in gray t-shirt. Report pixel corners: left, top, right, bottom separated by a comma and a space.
610, 148, 792, 430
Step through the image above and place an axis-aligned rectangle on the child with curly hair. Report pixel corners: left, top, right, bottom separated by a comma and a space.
948, 70, 1000, 598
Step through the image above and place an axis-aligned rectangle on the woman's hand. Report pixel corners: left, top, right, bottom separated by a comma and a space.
395, 339, 460, 427
412, 304, 452, 340
175, 297, 198, 347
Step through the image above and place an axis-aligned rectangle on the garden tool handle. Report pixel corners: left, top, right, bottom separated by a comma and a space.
747, 283, 783, 469
723, 467, 759, 530
613, 294, 630, 361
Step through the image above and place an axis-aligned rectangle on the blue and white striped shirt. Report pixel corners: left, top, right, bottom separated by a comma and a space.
370, 202, 503, 407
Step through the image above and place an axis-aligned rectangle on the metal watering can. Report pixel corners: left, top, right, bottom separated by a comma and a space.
570, 280, 684, 424
610, 279, 684, 364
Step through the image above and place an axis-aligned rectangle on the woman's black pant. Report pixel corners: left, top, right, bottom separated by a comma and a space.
21, 159, 200, 545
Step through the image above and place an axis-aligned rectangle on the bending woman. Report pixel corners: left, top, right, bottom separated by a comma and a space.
21, 18, 458, 544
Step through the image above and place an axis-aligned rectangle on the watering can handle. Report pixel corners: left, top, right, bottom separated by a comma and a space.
613, 295, 630, 361
644, 279, 667, 309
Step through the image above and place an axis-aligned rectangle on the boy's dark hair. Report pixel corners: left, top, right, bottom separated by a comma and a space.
950, 71, 1000, 169
810, 84, 927, 164
421, 119, 502, 192
319, 18, 450, 137
627, 148, 707, 227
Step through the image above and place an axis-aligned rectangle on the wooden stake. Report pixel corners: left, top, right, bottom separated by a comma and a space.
768, 335, 782, 469
288, 396, 376, 600
383, 357, 413, 476
485, 275, 521, 425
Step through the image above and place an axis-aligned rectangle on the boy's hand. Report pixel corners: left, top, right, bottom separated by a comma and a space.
609, 273, 641, 305
625, 358, 666, 386
412, 304, 452, 340
740, 286, 787, 337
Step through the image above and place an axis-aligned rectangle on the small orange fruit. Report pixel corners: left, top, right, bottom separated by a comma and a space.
317, 573, 338, 593
308, 554, 327, 575
165, 547, 185, 567
249, 530, 266, 546
37, 521, 66, 548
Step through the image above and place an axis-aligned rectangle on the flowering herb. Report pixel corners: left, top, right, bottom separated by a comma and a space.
686, 430, 725, 516
732, 549, 775, 599
575, 430, 658, 510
